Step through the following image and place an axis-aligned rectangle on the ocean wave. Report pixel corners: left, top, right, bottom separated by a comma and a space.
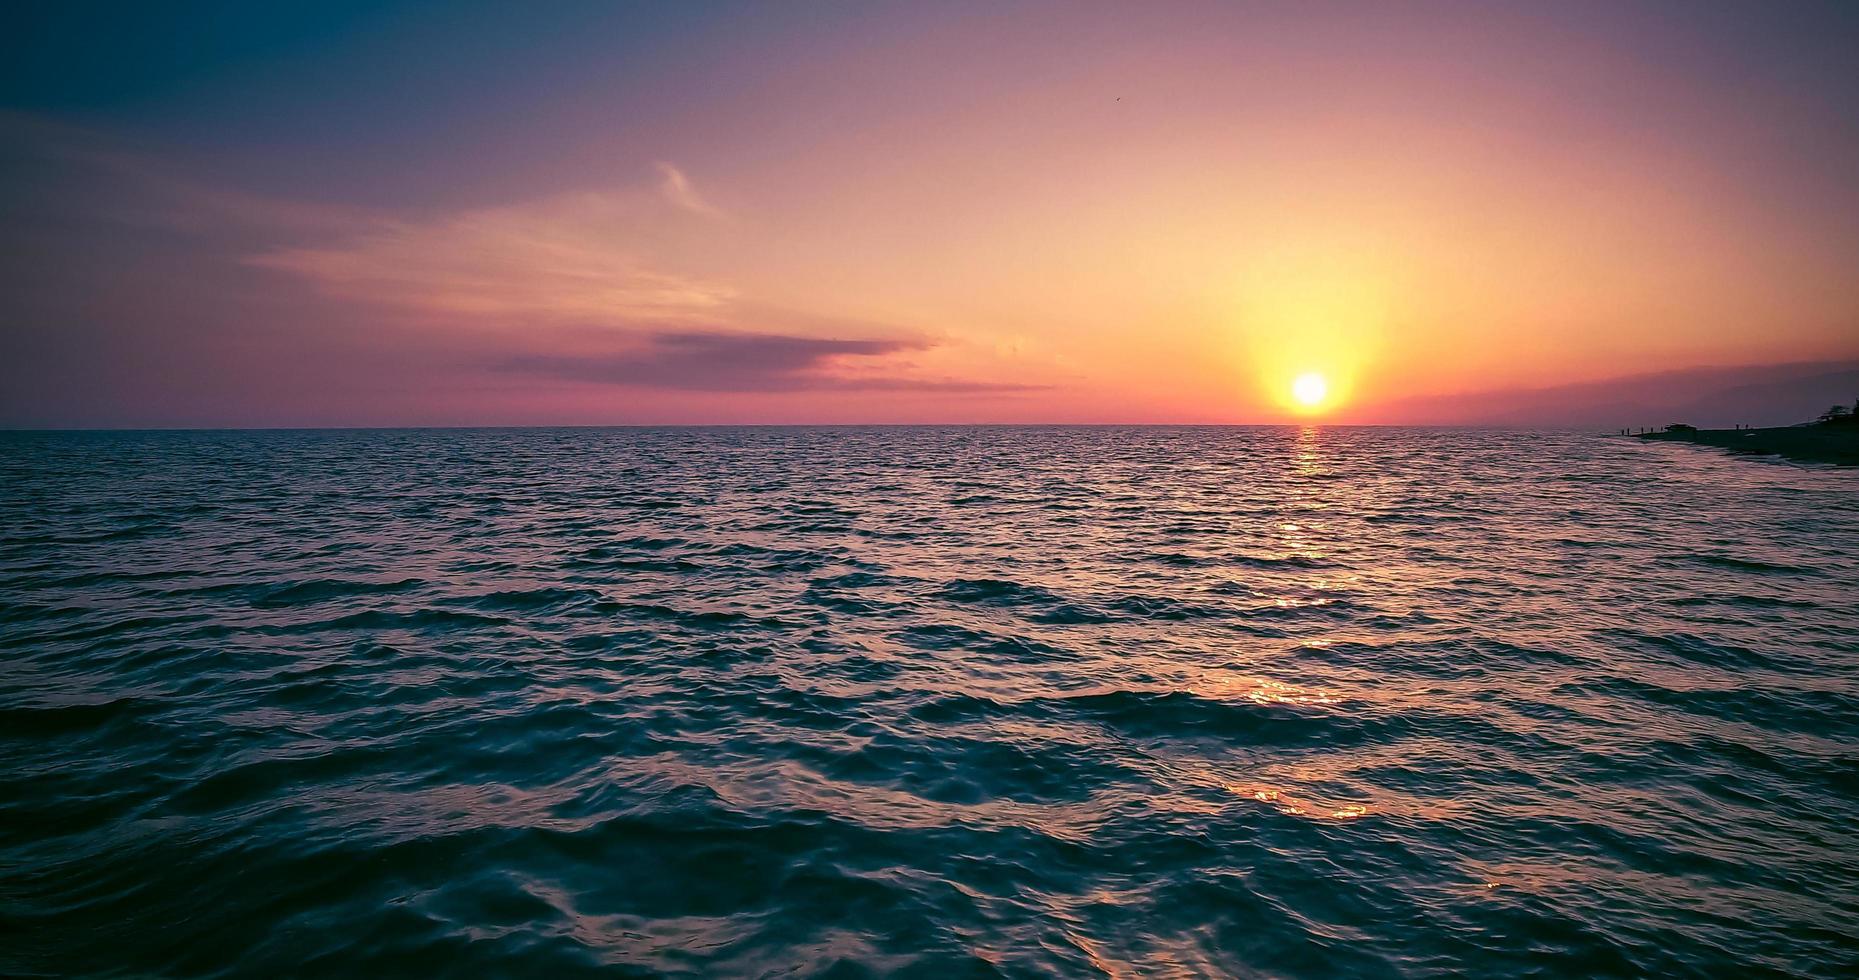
2, 426, 1856, 977
249, 577, 427, 607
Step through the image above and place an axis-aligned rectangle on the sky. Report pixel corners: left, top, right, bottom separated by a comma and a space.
2, 0, 1856, 427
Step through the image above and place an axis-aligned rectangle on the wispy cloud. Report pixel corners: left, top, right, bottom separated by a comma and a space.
498, 330, 1040, 393
247, 187, 735, 323
656, 162, 723, 217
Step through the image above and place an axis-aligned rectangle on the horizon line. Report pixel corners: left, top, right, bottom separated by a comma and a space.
2, 421, 1662, 434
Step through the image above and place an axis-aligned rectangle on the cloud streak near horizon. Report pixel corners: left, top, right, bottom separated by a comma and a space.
498, 331, 1040, 393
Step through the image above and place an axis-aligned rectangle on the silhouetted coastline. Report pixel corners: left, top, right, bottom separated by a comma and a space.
1634, 418, 1859, 466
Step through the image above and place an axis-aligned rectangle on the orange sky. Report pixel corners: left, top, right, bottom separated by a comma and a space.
2, 2, 1856, 426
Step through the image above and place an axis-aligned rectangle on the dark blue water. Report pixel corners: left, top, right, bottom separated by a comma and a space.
3, 427, 1857, 977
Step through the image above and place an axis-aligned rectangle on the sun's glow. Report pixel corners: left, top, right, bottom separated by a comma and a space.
1231, 262, 1381, 418
1291, 372, 1329, 408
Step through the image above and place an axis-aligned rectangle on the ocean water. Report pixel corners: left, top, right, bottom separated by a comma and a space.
2, 426, 1856, 978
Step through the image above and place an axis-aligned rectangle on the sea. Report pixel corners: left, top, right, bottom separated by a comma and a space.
2, 426, 1856, 977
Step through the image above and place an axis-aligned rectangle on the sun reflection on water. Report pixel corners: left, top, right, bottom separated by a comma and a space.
1244, 679, 1340, 707
1232, 785, 1373, 821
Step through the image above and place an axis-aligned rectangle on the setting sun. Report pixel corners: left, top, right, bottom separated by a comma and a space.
1291, 373, 1329, 409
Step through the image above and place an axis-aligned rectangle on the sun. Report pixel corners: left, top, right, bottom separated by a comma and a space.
1291, 372, 1328, 408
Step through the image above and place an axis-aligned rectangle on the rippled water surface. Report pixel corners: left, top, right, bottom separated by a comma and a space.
3, 427, 1857, 977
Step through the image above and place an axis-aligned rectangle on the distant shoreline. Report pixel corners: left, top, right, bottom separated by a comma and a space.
1634, 425, 1859, 466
